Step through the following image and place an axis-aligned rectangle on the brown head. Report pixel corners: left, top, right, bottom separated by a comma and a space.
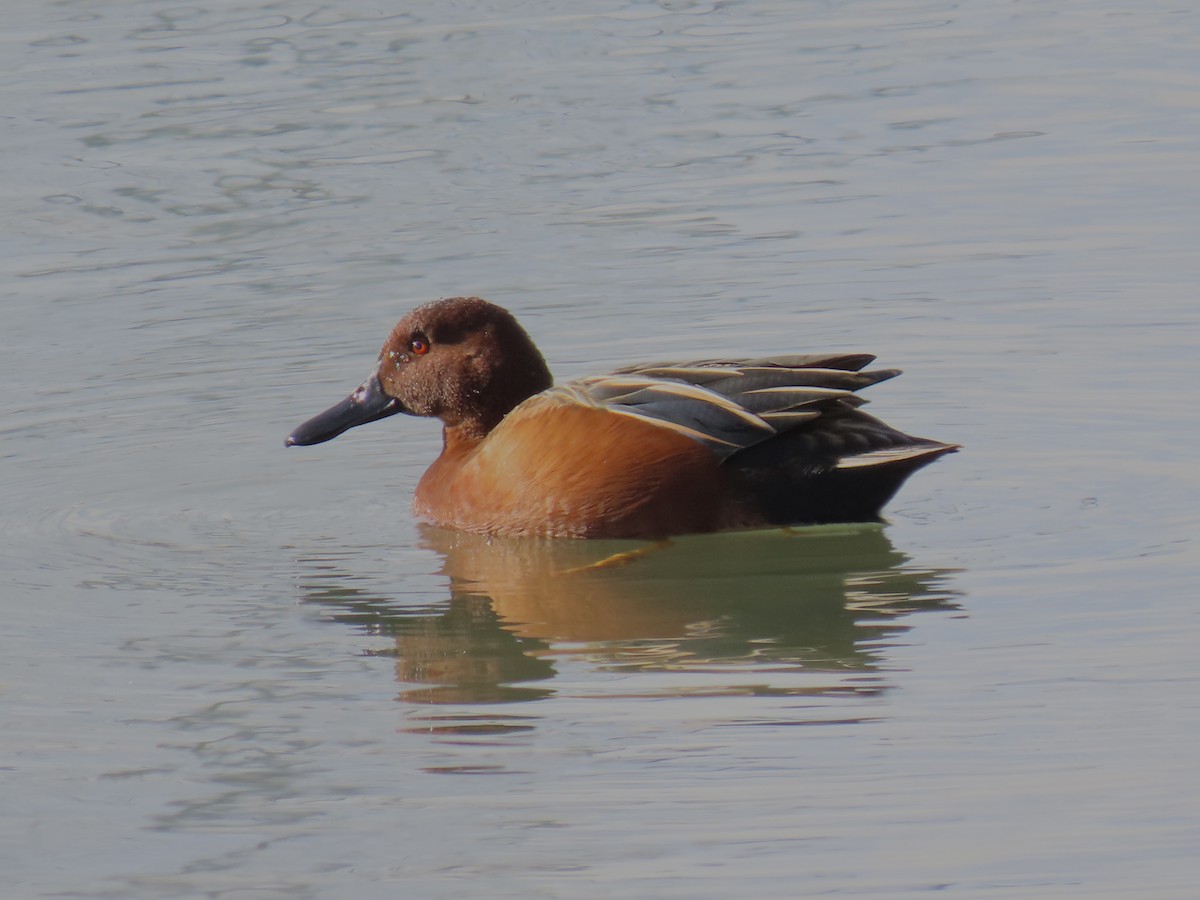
286, 297, 553, 447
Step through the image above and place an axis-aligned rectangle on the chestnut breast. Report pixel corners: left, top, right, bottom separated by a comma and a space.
413, 396, 727, 539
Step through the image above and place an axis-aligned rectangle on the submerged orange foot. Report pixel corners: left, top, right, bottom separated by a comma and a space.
560, 540, 675, 575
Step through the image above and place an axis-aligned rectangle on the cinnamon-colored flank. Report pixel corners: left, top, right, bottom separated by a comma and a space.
286, 297, 957, 539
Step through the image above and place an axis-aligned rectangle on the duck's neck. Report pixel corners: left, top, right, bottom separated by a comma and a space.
445, 352, 553, 447
441, 421, 488, 457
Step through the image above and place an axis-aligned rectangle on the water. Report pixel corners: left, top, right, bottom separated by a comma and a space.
3, 1, 1198, 897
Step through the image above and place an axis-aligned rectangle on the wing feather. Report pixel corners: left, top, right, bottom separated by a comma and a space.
541, 353, 914, 461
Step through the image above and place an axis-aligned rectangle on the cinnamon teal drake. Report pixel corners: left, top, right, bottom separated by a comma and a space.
286, 296, 957, 539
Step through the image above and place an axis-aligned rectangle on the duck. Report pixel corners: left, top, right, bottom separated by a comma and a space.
286, 296, 957, 539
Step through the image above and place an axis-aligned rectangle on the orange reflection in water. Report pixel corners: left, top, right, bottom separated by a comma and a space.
300, 525, 958, 707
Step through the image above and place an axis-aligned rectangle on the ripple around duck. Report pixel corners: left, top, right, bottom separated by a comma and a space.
2, 497, 290, 596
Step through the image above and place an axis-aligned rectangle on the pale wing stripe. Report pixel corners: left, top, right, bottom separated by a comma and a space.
587, 376, 772, 429
739, 353, 876, 370
759, 410, 821, 425
607, 406, 744, 448
835, 446, 950, 469
745, 385, 853, 398
545, 382, 768, 449
628, 366, 745, 380
542, 384, 599, 407
583, 374, 726, 400
617, 354, 878, 373
714, 366, 861, 380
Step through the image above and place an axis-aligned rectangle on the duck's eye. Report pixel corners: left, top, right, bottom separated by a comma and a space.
409, 334, 430, 356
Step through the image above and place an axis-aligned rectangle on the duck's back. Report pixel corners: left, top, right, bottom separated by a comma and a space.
558, 353, 957, 530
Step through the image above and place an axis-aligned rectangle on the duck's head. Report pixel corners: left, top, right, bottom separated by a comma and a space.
286, 296, 552, 447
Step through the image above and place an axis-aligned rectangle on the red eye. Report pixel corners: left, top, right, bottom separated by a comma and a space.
410, 335, 430, 355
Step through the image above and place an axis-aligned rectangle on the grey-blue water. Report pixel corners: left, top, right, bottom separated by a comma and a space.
4, 2, 1198, 897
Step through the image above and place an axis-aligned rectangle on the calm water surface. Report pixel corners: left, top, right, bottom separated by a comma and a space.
4, 1, 1198, 897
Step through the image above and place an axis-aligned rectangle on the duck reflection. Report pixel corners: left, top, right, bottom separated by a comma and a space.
299, 525, 959, 707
